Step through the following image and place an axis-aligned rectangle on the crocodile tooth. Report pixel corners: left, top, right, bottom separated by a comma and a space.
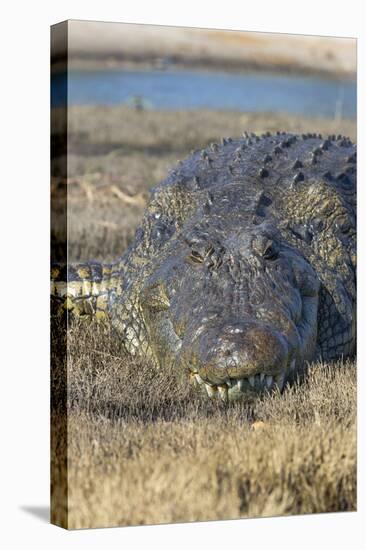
238, 379, 244, 391
275, 372, 285, 391
205, 384, 216, 398
218, 385, 228, 402
226, 379, 233, 388
265, 375, 273, 389
249, 376, 255, 388
290, 359, 296, 372
260, 373, 265, 383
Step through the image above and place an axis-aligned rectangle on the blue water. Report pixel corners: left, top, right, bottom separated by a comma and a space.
52, 69, 356, 119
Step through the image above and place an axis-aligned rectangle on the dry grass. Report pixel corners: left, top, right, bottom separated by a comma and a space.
51, 106, 357, 529
51, 319, 356, 529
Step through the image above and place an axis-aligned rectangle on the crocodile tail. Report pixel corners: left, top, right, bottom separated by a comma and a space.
51, 261, 121, 319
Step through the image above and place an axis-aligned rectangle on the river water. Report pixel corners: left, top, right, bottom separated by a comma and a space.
52, 69, 356, 119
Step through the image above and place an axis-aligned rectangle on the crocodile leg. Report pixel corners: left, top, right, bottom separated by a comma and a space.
51, 260, 122, 320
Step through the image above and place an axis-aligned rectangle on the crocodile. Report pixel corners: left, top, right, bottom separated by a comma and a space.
51, 132, 356, 402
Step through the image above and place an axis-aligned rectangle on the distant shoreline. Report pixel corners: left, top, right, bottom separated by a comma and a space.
52, 57, 356, 82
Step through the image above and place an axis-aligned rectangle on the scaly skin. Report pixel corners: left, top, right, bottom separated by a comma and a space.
51, 132, 356, 402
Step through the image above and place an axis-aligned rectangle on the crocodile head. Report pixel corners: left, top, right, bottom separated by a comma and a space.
140, 188, 320, 402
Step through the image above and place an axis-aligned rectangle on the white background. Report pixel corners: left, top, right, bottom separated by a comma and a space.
0, 0, 364, 548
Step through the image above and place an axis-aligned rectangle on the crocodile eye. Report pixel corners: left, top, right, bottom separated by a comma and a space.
262, 241, 278, 260
252, 234, 279, 260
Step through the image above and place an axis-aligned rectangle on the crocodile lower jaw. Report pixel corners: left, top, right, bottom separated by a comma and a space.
190, 359, 296, 402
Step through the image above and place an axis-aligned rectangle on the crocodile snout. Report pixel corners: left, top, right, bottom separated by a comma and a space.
187, 321, 296, 401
